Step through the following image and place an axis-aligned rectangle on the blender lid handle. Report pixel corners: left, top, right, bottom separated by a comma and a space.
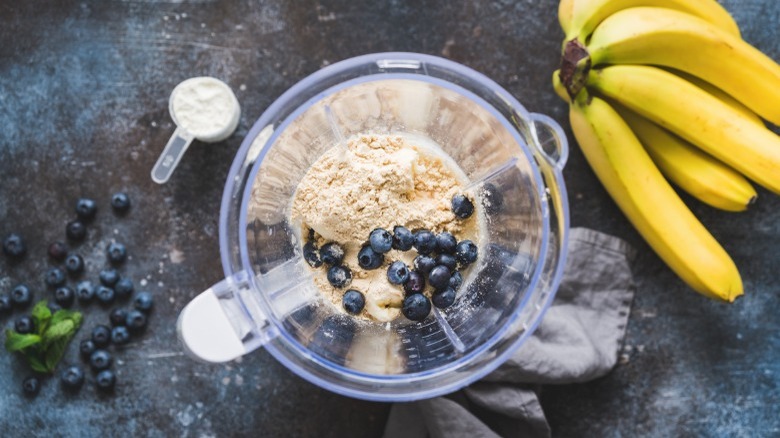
177, 288, 246, 363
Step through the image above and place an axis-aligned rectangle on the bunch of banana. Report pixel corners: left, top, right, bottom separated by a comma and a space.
553, 1, 780, 302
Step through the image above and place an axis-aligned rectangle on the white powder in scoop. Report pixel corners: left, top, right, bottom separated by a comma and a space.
171, 78, 239, 141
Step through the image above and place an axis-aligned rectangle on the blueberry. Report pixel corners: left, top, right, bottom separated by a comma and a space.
76, 281, 95, 303
47, 302, 62, 314
45, 268, 66, 288
2, 233, 26, 258
451, 194, 474, 219
111, 192, 131, 214
428, 265, 451, 290
110, 308, 128, 326
60, 366, 85, 391
455, 240, 478, 265
403, 270, 426, 295
435, 232, 457, 254
369, 228, 393, 254
54, 286, 75, 307
75, 198, 98, 221
432, 287, 457, 309
413, 230, 437, 255
66, 220, 87, 241
392, 226, 414, 251
342, 289, 365, 315
64, 253, 85, 276
320, 242, 345, 266
91, 325, 111, 348
326, 265, 352, 288
413, 255, 436, 275
22, 376, 40, 397
387, 261, 410, 285
357, 245, 384, 270
435, 254, 458, 272
107, 242, 127, 265
134, 292, 153, 313
48, 241, 69, 261
15, 316, 34, 334
402, 294, 431, 322
11, 284, 32, 307
449, 271, 463, 291
303, 241, 322, 268
89, 349, 112, 371
96, 286, 115, 305
99, 269, 120, 287
0, 294, 11, 314
80, 339, 96, 360
96, 369, 116, 391
111, 325, 130, 345
125, 310, 148, 332
113, 277, 133, 299
481, 183, 504, 214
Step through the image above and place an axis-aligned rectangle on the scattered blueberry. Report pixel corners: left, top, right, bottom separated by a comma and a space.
107, 242, 127, 265
402, 294, 431, 322
96, 286, 115, 305
342, 290, 365, 315
96, 369, 116, 391
110, 308, 128, 326
387, 261, 410, 285
66, 220, 87, 241
0, 294, 11, 314
91, 325, 111, 348
133, 292, 153, 313
326, 265, 352, 288
64, 253, 84, 275
449, 271, 463, 291
89, 349, 112, 371
99, 269, 120, 287
47, 241, 69, 261
303, 241, 322, 268
60, 366, 85, 391
45, 268, 66, 288
111, 192, 131, 214
428, 265, 451, 290
54, 286, 76, 307
357, 245, 384, 270
432, 287, 457, 309
451, 194, 474, 219
413, 255, 436, 275
435, 232, 457, 254
481, 183, 504, 215
2, 233, 26, 258
369, 228, 393, 254
22, 376, 40, 397
114, 278, 134, 299
11, 284, 33, 307
75, 198, 98, 221
392, 226, 414, 251
76, 281, 95, 303
455, 240, 478, 265
435, 254, 458, 272
320, 242, 345, 266
111, 325, 130, 345
403, 270, 426, 295
47, 302, 62, 314
80, 339, 96, 360
14, 316, 34, 334
125, 310, 148, 332
413, 230, 437, 255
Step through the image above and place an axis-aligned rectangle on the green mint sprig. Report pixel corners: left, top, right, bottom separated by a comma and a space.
4, 300, 83, 373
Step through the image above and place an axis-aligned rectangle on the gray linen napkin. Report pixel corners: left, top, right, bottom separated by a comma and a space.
383, 228, 636, 438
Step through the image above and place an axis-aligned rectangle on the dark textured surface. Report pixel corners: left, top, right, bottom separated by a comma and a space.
0, 1, 778, 436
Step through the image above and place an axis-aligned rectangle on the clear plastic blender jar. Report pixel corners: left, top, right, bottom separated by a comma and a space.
177, 52, 569, 402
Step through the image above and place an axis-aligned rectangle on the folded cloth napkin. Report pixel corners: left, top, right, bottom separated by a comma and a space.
383, 228, 636, 438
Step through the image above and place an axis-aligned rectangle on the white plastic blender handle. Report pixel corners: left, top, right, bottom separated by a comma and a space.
151, 127, 194, 184
177, 287, 246, 363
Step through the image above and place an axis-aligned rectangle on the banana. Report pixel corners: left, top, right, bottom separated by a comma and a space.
560, 0, 739, 44
617, 106, 757, 212
669, 70, 764, 126
587, 7, 780, 125
552, 69, 570, 103
588, 65, 780, 194
569, 91, 742, 301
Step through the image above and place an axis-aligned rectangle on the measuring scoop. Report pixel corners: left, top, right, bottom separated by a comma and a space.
151, 77, 241, 184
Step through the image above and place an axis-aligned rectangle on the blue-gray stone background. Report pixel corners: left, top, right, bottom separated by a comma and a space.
0, 1, 778, 436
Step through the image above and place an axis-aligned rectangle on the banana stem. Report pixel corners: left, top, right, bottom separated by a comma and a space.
560, 39, 592, 101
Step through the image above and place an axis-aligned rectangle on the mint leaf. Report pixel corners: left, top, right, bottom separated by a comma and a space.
49, 308, 82, 328
28, 355, 48, 374
31, 300, 52, 336
44, 337, 70, 373
5, 330, 42, 352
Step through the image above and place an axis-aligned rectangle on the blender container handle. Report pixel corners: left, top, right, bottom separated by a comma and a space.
528, 113, 569, 170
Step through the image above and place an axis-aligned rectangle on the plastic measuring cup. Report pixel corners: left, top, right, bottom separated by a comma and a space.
151, 77, 241, 184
